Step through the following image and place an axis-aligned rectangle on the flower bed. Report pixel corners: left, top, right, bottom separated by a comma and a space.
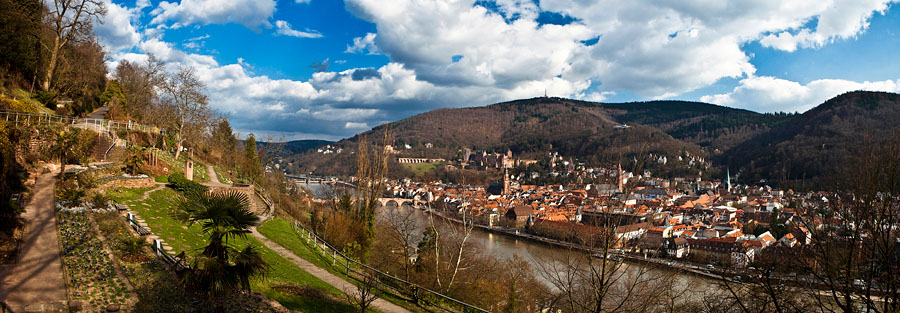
57, 205, 130, 310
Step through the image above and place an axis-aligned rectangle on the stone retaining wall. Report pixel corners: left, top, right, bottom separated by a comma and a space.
100, 177, 155, 190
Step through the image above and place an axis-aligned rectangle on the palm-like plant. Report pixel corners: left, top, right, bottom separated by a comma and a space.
174, 189, 269, 298
122, 146, 145, 175
49, 128, 81, 178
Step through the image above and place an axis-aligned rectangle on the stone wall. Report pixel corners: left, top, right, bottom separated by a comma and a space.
100, 177, 155, 190
209, 185, 267, 215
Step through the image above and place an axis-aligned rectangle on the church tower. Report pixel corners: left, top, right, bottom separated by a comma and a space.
503, 169, 510, 195
617, 163, 623, 193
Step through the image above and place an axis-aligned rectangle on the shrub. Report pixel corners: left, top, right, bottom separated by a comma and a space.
57, 180, 85, 203
32, 90, 56, 109
90, 192, 109, 209
120, 236, 145, 256
167, 173, 208, 195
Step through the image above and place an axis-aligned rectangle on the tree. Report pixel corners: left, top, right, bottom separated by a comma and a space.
381, 205, 419, 281
173, 190, 269, 299
42, 0, 106, 91
242, 133, 262, 181
122, 146, 145, 175
55, 39, 107, 115
210, 117, 237, 167
352, 128, 392, 261
114, 55, 163, 122
0, 0, 44, 87
159, 66, 209, 159
344, 274, 378, 313
49, 127, 82, 178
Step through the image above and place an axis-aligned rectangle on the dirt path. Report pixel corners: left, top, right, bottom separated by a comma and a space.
86, 105, 108, 119
204, 165, 229, 188
249, 228, 412, 313
137, 183, 167, 202
0, 170, 68, 312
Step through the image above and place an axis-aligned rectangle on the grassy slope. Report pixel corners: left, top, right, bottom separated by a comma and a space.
0, 87, 56, 114
403, 162, 440, 177
123, 188, 358, 312
258, 218, 425, 312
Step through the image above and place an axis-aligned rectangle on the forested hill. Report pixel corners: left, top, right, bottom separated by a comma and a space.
599, 101, 795, 151
258, 139, 332, 153
721, 91, 900, 188
291, 97, 791, 176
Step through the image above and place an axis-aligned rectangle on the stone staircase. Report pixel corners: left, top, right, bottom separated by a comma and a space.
91, 133, 126, 162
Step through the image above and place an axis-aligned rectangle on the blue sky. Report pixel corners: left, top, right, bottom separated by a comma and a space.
94, 0, 900, 140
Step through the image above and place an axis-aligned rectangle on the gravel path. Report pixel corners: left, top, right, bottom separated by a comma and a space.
0, 170, 69, 312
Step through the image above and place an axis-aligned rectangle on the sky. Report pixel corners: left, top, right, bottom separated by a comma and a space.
92, 0, 900, 141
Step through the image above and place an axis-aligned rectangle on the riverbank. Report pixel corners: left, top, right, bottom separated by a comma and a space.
423, 207, 726, 282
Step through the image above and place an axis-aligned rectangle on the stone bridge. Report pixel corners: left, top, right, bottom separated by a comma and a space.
308, 197, 428, 208
377, 198, 427, 208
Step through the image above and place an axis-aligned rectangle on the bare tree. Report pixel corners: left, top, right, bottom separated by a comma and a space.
421, 191, 476, 294
382, 204, 420, 281
42, 0, 106, 90
344, 274, 378, 313
353, 128, 391, 257
159, 66, 209, 159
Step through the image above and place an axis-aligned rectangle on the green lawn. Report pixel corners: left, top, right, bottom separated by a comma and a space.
402, 162, 440, 177
124, 188, 358, 312
258, 218, 425, 312
213, 165, 233, 185
105, 186, 156, 202
152, 150, 209, 183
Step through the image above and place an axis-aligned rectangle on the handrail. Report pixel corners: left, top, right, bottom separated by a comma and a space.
291, 221, 490, 313
0, 109, 163, 134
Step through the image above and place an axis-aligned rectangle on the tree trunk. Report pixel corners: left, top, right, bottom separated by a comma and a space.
42, 35, 61, 91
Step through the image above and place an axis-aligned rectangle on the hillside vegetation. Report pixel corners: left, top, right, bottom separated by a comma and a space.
722, 91, 900, 188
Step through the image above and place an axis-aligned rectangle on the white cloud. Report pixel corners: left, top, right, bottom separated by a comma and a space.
150, 0, 276, 29
346, 0, 897, 100
105, 0, 899, 139
759, 0, 898, 51
345, 33, 378, 54
93, 0, 141, 52
294, 0, 311, 3
135, 0, 151, 10
701, 76, 900, 113
274, 20, 323, 38
344, 122, 369, 129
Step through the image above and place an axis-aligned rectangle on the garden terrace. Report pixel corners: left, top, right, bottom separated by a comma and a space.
119, 186, 362, 312
56, 203, 132, 310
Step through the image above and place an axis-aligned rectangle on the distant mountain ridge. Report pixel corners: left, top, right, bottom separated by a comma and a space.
258, 139, 332, 154
288, 91, 900, 189
291, 96, 789, 176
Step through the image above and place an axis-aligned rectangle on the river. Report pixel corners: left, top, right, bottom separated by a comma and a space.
376, 203, 716, 295
297, 183, 715, 294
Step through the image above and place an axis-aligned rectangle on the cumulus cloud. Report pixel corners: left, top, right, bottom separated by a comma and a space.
274, 20, 323, 38
150, 0, 276, 29
760, 0, 898, 52
345, 33, 378, 54
701, 76, 900, 113
93, 0, 141, 52
346, 0, 897, 100
105, 0, 899, 139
